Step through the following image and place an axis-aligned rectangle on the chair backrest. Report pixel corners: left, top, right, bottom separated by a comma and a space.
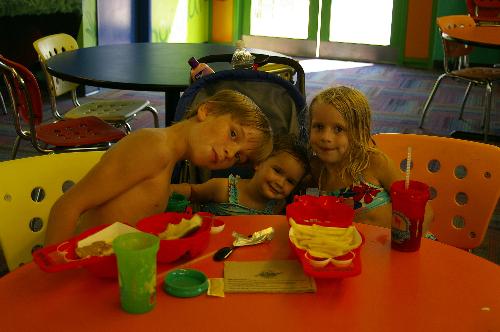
0, 151, 104, 272
372, 133, 500, 250
436, 15, 476, 72
197, 53, 306, 97
33, 33, 80, 97
175, 69, 307, 138
0, 55, 44, 127
467, 0, 500, 24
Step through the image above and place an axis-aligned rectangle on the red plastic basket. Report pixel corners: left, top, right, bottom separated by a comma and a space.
32, 224, 118, 278
136, 212, 213, 263
33, 211, 216, 278
286, 195, 355, 228
286, 195, 363, 278
289, 232, 365, 279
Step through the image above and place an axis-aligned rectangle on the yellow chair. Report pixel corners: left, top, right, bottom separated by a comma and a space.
419, 15, 500, 142
33, 33, 159, 131
0, 151, 104, 272
372, 133, 500, 250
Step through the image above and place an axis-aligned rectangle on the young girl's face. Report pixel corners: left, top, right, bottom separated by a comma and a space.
309, 102, 349, 165
253, 151, 305, 200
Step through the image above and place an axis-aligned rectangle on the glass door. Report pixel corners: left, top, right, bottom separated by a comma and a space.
329, 0, 393, 46
245, 0, 401, 63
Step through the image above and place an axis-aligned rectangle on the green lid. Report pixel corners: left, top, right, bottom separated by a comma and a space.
163, 269, 208, 298
166, 192, 189, 212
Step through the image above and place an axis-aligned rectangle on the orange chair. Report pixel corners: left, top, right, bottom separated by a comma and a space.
0, 55, 126, 159
419, 15, 500, 142
467, 0, 500, 25
372, 133, 500, 250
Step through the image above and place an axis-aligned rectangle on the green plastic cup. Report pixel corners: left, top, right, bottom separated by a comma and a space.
113, 232, 160, 314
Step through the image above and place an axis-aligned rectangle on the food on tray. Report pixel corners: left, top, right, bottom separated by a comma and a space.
158, 214, 203, 240
75, 241, 113, 258
289, 217, 362, 259
77, 222, 140, 248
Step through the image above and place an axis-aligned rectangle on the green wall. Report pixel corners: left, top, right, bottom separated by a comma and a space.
80, 0, 97, 47
151, 0, 209, 43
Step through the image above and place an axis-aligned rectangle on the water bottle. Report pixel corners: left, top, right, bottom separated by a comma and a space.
231, 40, 255, 70
188, 57, 214, 80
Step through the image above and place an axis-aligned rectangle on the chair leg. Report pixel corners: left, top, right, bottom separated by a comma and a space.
419, 73, 447, 128
145, 105, 160, 128
483, 83, 492, 142
459, 82, 473, 120
124, 122, 132, 133
0, 90, 7, 115
11, 136, 21, 160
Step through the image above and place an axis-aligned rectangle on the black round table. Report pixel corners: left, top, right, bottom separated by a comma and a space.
45, 43, 286, 126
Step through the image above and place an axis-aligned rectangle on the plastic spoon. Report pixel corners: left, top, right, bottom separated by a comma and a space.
213, 245, 238, 261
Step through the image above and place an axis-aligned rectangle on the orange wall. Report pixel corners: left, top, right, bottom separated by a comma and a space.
212, 0, 233, 43
404, 0, 434, 59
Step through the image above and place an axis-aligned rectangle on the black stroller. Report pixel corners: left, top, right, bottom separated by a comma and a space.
172, 54, 307, 184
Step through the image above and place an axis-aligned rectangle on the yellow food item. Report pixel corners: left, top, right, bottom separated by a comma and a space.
289, 218, 362, 258
158, 214, 203, 240
75, 241, 113, 258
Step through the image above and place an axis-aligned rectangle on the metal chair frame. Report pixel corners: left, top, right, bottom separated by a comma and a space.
33, 33, 159, 132
467, 0, 500, 25
0, 56, 126, 159
419, 15, 500, 142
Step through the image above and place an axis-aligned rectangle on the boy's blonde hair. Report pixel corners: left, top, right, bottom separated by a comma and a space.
309, 85, 376, 180
186, 89, 273, 163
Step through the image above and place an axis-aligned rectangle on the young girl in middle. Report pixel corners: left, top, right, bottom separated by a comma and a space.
307, 85, 433, 231
171, 133, 310, 215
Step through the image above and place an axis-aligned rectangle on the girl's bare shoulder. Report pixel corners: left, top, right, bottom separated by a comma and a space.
366, 149, 403, 186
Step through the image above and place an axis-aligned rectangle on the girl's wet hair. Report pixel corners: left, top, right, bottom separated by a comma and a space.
186, 89, 273, 163
309, 85, 376, 180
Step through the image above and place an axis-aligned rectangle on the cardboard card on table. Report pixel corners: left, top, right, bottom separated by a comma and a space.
223, 260, 316, 293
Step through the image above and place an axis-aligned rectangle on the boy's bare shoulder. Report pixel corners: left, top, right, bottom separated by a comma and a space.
117, 128, 169, 150
104, 128, 172, 166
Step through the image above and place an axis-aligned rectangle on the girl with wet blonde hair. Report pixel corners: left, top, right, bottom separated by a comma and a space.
307, 86, 433, 230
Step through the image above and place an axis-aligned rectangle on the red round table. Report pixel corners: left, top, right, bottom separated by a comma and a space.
0, 215, 498, 332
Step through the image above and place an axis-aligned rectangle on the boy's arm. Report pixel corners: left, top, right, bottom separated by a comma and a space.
190, 178, 229, 203
170, 184, 192, 199
46, 130, 170, 245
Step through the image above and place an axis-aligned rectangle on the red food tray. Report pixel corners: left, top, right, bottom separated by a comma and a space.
33, 212, 219, 277
286, 195, 355, 228
32, 224, 118, 278
289, 230, 365, 279
286, 195, 363, 278
136, 211, 215, 263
